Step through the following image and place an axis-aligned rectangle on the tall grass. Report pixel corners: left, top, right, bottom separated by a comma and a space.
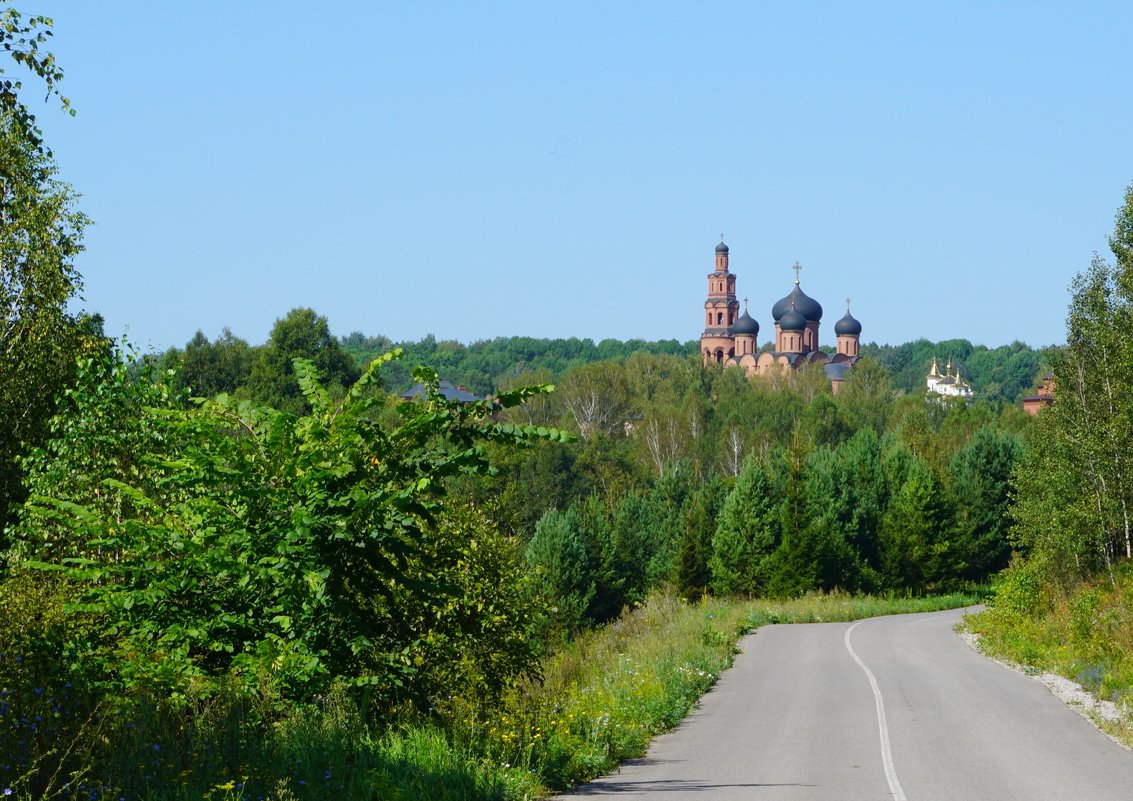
0, 590, 979, 800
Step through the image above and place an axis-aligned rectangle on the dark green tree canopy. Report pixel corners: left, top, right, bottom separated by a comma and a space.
246, 307, 361, 414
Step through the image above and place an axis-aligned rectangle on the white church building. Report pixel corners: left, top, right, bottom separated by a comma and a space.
926, 358, 973, 399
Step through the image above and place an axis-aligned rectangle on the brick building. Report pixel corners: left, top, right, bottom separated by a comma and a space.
699, 239, 862, 390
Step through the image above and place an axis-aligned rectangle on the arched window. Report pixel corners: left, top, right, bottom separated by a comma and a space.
716, 312, 723, 325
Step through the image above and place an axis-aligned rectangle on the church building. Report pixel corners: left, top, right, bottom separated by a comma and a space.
925, 358, 973, 399
699, 239, 862, 390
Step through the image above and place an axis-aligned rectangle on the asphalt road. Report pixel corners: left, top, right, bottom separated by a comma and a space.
560, 607, 1133, 800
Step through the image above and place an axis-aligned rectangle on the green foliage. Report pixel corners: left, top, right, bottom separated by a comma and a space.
948, 425, 1021, 580
12, 350, 563, 708
525, 508, 596, 636
0, 3, 73, 148
1011, 181, 1133, 579
342, 333, 698, 398
246, 308, 361, 414
448, 593, 751, 794
163, 327, 254, 399
833, 357, 894, 435
640, 466, 697, 588
1010, 410, 1106, 587
676, 475, 725, 600
765, 435, 821, 597
710, 458, 779, 596
879, 456, 952, 589
0, 110, 100, 537
9, 350, 185, 564
799, 393, 850, 448
405, 503, 545, 705
556, 359, 635, 441
862, 338, 1046, 403
0, 572, 101, 798
827, 428, 887, 588
0, 577, 984, 798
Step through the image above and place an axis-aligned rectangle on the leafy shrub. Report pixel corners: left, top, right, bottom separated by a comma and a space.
10, 350, 564, 711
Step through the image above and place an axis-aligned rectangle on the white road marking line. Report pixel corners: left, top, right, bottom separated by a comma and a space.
846, 620, 908, 801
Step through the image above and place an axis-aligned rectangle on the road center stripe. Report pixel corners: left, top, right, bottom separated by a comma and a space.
846, 620, 908, 801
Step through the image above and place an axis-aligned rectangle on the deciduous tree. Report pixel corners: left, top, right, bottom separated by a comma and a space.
246, 307, 360, 414
0, 113, 97, 534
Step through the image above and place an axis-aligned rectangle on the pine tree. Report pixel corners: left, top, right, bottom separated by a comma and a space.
525, 508, 595, 634
879, 456, 953, 590
948, 426, 1022, 580
677, 475, 726, 600
710, 458, 780, 596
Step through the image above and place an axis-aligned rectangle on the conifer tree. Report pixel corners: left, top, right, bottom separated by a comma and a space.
677, 475, 726, 599
880, 456, 952, 589
525, 507, 595, 635
948, 425, 1021, 580
710, 457, 780, 596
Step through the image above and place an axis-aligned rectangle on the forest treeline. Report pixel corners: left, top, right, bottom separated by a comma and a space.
466, 358, 1027, 631
155, 321, 1049, 411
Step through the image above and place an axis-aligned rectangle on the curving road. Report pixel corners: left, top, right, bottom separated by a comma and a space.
560, 607, 1133, 800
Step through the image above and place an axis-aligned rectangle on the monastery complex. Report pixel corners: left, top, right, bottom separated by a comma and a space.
699, 239, 862, 390
699, 239, 979, 399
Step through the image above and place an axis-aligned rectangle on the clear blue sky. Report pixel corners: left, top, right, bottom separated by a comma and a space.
29, 1, 1133, 351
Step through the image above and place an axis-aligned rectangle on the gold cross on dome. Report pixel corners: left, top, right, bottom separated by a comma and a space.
793, 262, 802, 283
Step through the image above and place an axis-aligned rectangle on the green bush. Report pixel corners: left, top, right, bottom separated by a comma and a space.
10, 350, 564, 710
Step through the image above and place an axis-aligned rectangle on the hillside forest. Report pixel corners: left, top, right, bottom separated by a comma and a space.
3, 9, 1133, 799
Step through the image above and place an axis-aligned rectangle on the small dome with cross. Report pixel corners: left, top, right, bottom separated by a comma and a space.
835, 299, 862, 336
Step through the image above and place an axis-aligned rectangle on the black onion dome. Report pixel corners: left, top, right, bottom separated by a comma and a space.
779, 306, 806, 332
834, 309, 862, 336
715, 240, 729, 254
733, 310, 759, 336
771, 283, 823, 322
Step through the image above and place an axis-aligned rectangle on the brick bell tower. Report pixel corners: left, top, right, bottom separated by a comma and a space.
701, 238, 739, 365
